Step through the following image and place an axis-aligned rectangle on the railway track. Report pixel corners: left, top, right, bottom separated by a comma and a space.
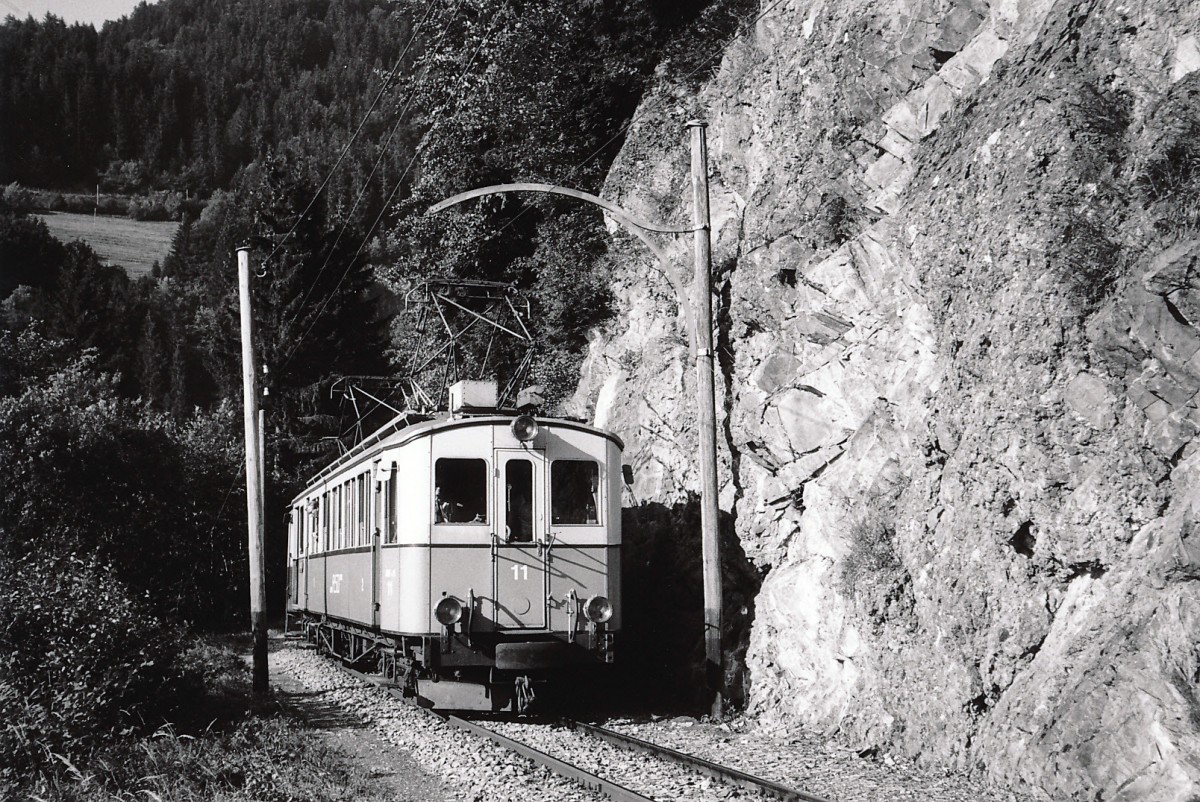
452, 714, 835, 802
333, 660, 833, 802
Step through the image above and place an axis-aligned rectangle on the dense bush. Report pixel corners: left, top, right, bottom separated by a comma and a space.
0, 356, 246, 624
0, 552, 196, 780
0, 182, 193, 220
126, 190, 186, 221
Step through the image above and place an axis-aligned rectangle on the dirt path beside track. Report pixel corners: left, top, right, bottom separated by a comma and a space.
270, 638, 452, 802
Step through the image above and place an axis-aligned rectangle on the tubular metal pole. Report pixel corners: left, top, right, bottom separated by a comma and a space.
688, 120, 723, 718
238, 247, 269, 695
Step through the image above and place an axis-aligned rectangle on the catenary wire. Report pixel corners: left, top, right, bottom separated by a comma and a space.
282, 0, 794, 373
258, 0, 438, 273
281, 0, 513, 371
285, 0, 460, 332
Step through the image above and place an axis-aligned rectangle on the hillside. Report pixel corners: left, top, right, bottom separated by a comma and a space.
572, 0, 1200, 799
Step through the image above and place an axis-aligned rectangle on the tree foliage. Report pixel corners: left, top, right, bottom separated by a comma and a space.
0, 356, 246, 621
2, 0, 746, 406
381, 0, 685, 403
0, 0, 417, 215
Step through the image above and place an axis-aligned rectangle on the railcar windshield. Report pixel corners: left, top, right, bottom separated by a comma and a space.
434, 458, 488, 524
551, 459, 600, 524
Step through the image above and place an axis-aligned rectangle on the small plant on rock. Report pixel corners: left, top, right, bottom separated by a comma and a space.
839, 506, 915, 629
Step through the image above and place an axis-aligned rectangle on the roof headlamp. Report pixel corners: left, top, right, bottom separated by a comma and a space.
511, 415, 539, 442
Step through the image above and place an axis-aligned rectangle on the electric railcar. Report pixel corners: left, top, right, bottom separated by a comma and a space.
285, 381, 622, 712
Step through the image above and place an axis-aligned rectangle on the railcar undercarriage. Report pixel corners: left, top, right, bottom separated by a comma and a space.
289, 613, 614, 712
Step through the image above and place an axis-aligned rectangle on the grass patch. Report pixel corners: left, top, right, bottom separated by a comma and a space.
22, 716, 398, 802
2, 635, 409, 802
33, 212, 178, 277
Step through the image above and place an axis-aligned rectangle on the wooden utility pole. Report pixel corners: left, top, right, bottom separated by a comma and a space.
687, 120, 724, 718
428, 121, 726, 715
237, 246, 269, 695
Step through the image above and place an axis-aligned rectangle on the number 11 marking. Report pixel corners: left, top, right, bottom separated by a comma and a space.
511, 564, 529, 580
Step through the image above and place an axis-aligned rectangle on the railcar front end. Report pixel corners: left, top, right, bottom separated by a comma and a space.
285, 398, 622, 712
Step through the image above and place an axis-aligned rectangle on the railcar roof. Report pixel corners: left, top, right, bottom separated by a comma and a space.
289, 410, 623, 505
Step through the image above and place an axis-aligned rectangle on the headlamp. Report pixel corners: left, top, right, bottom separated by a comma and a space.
583, 595, 613, 624
511, 415, 539, 442
435, 596, 463, 626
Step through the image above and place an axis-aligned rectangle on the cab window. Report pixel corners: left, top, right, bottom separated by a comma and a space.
434, 458, 488, 524
505, 459, 534, 542
551, 460, 600, 524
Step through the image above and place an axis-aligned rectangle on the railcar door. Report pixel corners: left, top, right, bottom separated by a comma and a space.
493, 450, 547, 629
371, 460, 382, 630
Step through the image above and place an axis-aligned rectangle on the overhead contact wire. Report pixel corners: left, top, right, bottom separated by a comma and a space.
283, 0, 512, 370
286, 0, 458, 332
259, 0, 437, 272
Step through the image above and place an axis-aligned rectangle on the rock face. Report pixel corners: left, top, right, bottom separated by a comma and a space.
571, 0, 1200, 798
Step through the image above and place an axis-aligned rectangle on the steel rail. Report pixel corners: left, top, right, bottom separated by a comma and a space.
322, 661, 652, 801
565, 720, 835, 802
321, 659, 831, 802
443, 715, 653, 802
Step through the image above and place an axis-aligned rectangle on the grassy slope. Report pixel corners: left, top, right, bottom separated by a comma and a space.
35, 212, 178, 277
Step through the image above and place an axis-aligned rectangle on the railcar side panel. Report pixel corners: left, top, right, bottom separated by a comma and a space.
290, 558, 302, 607
325, 550, 373, 624
546, 545, 610, 632
305, 553, 327, 616
388, 440, 433, 633
430, 546, 496, 633
606, 440, 623, 630
395, 440, 431, 545
541, 430, 621, 633
377, 545, 402, 631
396, 545, 431, 633
427, 426, 494, 630
493, 545, 545, 629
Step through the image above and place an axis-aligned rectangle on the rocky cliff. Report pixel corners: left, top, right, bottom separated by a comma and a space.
570, 0, 1200, 798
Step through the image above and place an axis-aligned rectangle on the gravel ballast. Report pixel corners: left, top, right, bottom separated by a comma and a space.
271, 639, 1038, 802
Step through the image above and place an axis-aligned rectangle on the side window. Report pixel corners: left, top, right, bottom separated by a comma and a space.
358, 474, 368, 545
344, 482, 352, 548
434, 458, 488, 524
296, 506, 305, 555
322, 492, 330, 551
385, 467, 398, 544
335, 484, 342, 549
334, 486, 342, 549
343, 481, 351, 548
309, 501, 319, 553
551, 460, 600, 525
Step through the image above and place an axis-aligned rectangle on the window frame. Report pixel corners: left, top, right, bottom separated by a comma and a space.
433, 456, 490, 526
549, 458, 602, 527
